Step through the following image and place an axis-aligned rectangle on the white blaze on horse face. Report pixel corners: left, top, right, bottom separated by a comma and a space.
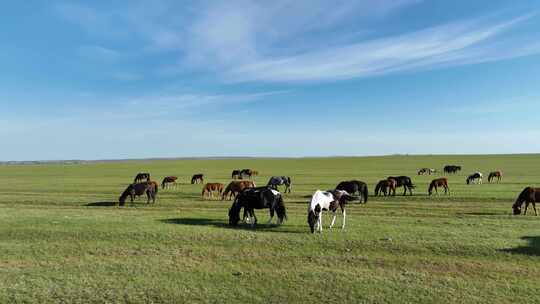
270, 189, 280, 196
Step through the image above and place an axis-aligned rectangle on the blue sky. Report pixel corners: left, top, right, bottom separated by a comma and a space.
2, 0, 540, 160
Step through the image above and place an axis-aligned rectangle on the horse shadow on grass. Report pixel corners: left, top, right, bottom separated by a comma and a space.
85, 201, 117, 207
159, 218, 304, 234
500, 236, 540, 256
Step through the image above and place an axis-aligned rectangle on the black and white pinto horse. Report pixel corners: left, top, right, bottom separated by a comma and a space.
335, 180, 368, 203
307, 190, 356, 233
228, 186, 286, 227
387, 176, 415, 196
466, 172, 483, 184
267, 176, 292, 193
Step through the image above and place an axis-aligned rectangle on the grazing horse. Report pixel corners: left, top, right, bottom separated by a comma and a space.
228, 186, 286, 227
161, 176, 178, 189
444, 165, 461, 174
267, 176, 292, 193
201, 183, 224, 199
231, 170, 241, 179
466, 172, 483, 184
239, 169, 254, 179
374, 179, 397, 196
335, 180, 368, 203
512, 187, 540, 216
119, 181, 158, 206
418, 168, 436, 175
428, 178, 449, 195
191, 174, 204, 184
222, 180, 256, 200
307, 190, 356, 233
133, 173, 150, 183
387, 176, 415, 196
488, 171, 503, 183
252, 170, 259, 176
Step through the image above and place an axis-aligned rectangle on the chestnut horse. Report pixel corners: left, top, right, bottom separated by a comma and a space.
488, 171, 503, 183
202, 183, 224, 199
428, 178, 449, 195
374, 179, 397, 196
512, 187, 540, 215
161, 176, 178, 189
222, 180, 256, 200
119, 181, 158, 206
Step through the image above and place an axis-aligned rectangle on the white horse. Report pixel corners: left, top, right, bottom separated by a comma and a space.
307, 190, 355, 233
466, 172, 483, 184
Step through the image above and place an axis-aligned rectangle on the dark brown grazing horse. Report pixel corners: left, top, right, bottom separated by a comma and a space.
231, 170, 242, 179
488, 171, 503, 183
374, 179, 397, 196
428, 177, 449, 195
133, 173, 150, 183
191, 174, 204, 184
161, 176, 178, 189
119, 181, 158, 206
202, 183, 224, 199
240, 169, 254, 179
222, 180, 256, 200
512, 187, 540, 216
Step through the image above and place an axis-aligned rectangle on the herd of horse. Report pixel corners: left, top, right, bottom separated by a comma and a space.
117, 165, 538, 233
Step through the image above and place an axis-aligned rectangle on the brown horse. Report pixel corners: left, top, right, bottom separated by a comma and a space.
191, 174, 204, 184
222, 180, 256, 200
488, 170, 503, 183
428, 177, 449, 195
512, 187, 540, 215
202, 183, 224, 199
374, 179, 396, 196
119, 181, 158, 206
161, 176, 178, 189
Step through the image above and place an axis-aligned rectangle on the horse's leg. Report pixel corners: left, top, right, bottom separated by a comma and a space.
267, 208, 274, 224
251, 210, 258, 227
329, 210, 337, 229
318, 214, 323, 232
524, 203, 529, 215
534, 202, 538, 216
341, 208, 346, 230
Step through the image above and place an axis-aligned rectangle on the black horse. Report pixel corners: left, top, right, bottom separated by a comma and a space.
387, 176, 415, 196
239, 169, 253, 179
133, 172, 150, 183
119, 181, 158, 206
191, 174, 204, 184
228, 186, 286, 227
443, 165, 461, 174
335, 180, 368, 203
231, 170, 241, 179
267, 176, 292, 193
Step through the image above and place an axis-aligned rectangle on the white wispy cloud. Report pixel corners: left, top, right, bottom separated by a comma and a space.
227, 15, 540, 82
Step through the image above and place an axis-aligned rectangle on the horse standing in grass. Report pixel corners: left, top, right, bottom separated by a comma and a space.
191, 174, 204, 184
428, 178, 449, 195
239, 169, 254, 179
307, 190, 356, 233
466, 172, 483, 184
119, 181, 158, 206
387, 176, 415, 196
222, 180, 256, 200
374, 179, 396, 196
161, 176, 178, 189
335, 180, 368, 203
133, 173, 150, 183
201, 183, 224, 199
418, 168, 435, 175
512, 187, 540, 215
267, 176, 292, 193
228, 186, 286, 227
488, 171, 503, 183
231, 170, 241, 179
444, 165, 461, 174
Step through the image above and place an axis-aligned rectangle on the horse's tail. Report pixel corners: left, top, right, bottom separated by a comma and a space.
228, 197, 242, 226
152, 181, 158, 194
362, 184, 368, 203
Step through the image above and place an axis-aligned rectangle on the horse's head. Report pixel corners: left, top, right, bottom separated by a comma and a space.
466, 177, 471, 184
308, 205, 321, 233
512, 205, 522, 215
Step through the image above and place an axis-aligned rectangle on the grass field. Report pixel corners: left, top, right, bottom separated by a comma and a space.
1, 154, 540, 303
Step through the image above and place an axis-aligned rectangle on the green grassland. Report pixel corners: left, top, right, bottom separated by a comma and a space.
1, 154, 539, 303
